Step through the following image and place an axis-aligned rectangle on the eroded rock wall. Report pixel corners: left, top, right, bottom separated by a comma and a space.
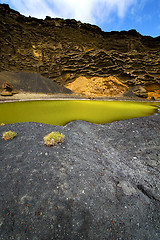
0, 4, 160, 98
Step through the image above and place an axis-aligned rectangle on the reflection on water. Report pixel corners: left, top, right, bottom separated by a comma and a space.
0, 100, 158, 125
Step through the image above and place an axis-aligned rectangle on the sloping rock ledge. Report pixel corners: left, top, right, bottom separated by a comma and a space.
0, 114, 160, 239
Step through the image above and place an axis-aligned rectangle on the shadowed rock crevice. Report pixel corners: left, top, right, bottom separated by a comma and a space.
137, 184, 160, 202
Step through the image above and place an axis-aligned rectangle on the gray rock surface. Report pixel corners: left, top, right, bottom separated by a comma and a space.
0, 114, 160, 239
0, 72, 72, 94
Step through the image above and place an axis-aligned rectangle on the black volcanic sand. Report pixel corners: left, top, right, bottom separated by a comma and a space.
0, 114, 160, 240
0, 71, 71, 94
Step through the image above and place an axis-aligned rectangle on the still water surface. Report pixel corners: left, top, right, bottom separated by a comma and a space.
0, 100, 158, 125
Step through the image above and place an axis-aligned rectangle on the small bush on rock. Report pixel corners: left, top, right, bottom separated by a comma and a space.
44, 131, 65, 146
2, 130, 17, 141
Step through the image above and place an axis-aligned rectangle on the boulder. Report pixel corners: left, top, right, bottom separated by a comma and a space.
1, 90, 13, 96
124, 85, 148, 98
2, 82, 13, 92
1, 82, 13, 96
132, 86, 148, 98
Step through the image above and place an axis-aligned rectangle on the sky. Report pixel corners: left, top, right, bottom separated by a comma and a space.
0, 0, 160, 37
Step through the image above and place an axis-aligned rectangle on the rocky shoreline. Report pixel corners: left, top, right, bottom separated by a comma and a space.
1, 92, 160, 103
0, 112, 160, 239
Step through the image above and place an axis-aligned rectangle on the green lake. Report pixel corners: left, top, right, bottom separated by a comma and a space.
0, 100, 158, 126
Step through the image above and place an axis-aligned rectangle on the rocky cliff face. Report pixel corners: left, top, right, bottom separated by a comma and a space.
0, 4, 160, 98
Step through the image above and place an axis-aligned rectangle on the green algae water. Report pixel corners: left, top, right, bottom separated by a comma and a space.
0, 100, 158, 125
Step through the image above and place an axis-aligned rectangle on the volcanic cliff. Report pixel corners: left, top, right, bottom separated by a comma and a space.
0, 4, 160, 99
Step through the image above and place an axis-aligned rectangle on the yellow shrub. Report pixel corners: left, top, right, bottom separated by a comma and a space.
2, 131, 17, 141
44, 131, 65, 146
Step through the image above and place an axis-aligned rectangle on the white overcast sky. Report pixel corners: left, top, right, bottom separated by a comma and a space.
0, 0, 160, 36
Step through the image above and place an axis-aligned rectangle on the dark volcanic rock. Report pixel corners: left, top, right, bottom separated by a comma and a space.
132, 85, 148, 98
0, 71, 72, 94
124, 85, 148, 98
0, 113, 160, 239
0, 3, 160, 98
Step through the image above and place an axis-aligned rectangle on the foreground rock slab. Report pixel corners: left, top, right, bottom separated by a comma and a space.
0, 114, 160, 239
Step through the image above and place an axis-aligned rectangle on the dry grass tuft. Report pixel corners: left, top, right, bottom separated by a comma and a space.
2, 130, 17, 141
44, 131, 65, 146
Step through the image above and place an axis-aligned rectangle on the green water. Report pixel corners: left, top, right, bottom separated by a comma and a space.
0, 100, 158, 125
